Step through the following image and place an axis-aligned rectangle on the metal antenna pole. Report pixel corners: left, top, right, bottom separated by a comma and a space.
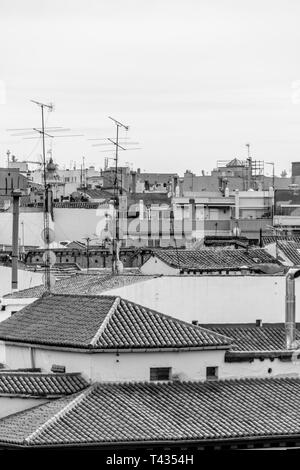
31, 100, 53, 291
108, 117, 129, 274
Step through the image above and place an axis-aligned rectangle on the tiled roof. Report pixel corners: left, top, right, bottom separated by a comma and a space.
26, 263, 81, 280
200, 323, 300, 351
262, 235, 300, 246
3, 273, 156, 299
151, 248, 280, 270
84, 189, 113, 200
0, 294, 231, 350
277, 241, 300, 265
0, 372, 88, 397
2, 377, 300, 447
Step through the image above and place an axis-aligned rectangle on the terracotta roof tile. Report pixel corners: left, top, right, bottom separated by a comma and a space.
151, 248, 279, 270
200, 323, 300, 351
0, 294, 232, 350
0, 372, 88, 397
277, 241, 300, 265
1, 377, 300, 446
3, 273, 155, 299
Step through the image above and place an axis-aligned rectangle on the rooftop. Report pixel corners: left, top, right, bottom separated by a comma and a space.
150, 248, 281, 271
26, 263, 82, 280
200, 323, 300, 352
0, 371, 88, 398
0, 294, 232, 350
3, 272, 156, 299
277, 241, 300, 265
1, 377, 300, 447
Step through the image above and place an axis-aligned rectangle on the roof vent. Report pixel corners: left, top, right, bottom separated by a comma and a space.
256, 319, 263, 327
192, 320, 199, 325
51, 364, 66, 374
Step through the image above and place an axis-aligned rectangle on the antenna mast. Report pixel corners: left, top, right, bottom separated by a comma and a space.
31, 99, 53, 291
108, 116, 129, 274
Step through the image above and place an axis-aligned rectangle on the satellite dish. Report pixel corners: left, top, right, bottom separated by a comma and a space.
42, 250, 56, 266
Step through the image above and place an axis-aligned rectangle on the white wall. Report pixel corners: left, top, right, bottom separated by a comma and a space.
0, 298, 38, 326
104, 275, 296, 324
222, 357, 300, 380
53, 207, 109, 241
0, 397, 48, 419
0, 207, 111, 245
5, 343, 300, 383
5, 344, 226, 382
0, 211, 44, 245
141, 257, 178, 275
0, 267, 43, 298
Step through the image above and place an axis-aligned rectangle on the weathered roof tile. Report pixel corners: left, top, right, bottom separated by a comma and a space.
1, 377, 300, 446
0, 372, 88, 397
0, 294, 231, 350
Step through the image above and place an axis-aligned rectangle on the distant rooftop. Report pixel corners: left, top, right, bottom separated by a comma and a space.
3, 272, 156, 299
200, 323, 300, 353
149, 248, 281, 271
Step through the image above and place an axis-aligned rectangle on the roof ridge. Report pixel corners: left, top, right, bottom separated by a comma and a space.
24, 385, 95, 445
89, 297, 121, 347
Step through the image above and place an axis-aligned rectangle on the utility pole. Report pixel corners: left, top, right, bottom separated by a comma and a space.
11, 189, 22, 292
31, 100, 54, 291
246, 143, 251, 190
83, 237, 90, 273
266, 162, 275, 219
108, 116, 129, 274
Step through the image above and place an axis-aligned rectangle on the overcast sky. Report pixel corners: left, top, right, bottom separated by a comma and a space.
0, 0, 300, 176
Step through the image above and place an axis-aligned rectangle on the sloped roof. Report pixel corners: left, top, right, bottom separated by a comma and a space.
26, 263, 81, 281
262, 236, 300, 246
83, 189, 113, 200
277, 241, 300, 265
0, 372, 88, 397
1, 377, 300, 447
150, 248, 280, 270
226, 158, 245, 167
3, 273, 156, 299
200, 323, 300, 352
0, 294, 231, 350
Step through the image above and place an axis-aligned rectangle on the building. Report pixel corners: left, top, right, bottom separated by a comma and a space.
0, 294, 232, 382
140, 248, 280, 275
0, 370, 88, 419
2, 377, 300, 449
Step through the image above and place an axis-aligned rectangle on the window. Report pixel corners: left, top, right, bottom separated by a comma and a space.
150, 367, 172, 381
206, 366, 218, 381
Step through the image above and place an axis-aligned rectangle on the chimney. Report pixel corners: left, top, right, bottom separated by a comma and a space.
285, 269, 300, 349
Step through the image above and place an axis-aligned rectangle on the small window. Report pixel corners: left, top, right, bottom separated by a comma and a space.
206, 366, 218, 381
150, 367, 171, 381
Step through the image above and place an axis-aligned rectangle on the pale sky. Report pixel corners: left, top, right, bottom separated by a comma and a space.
1, 0, 300, 176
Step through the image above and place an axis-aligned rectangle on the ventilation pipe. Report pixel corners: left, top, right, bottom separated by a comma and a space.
285, 268, 300, 349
